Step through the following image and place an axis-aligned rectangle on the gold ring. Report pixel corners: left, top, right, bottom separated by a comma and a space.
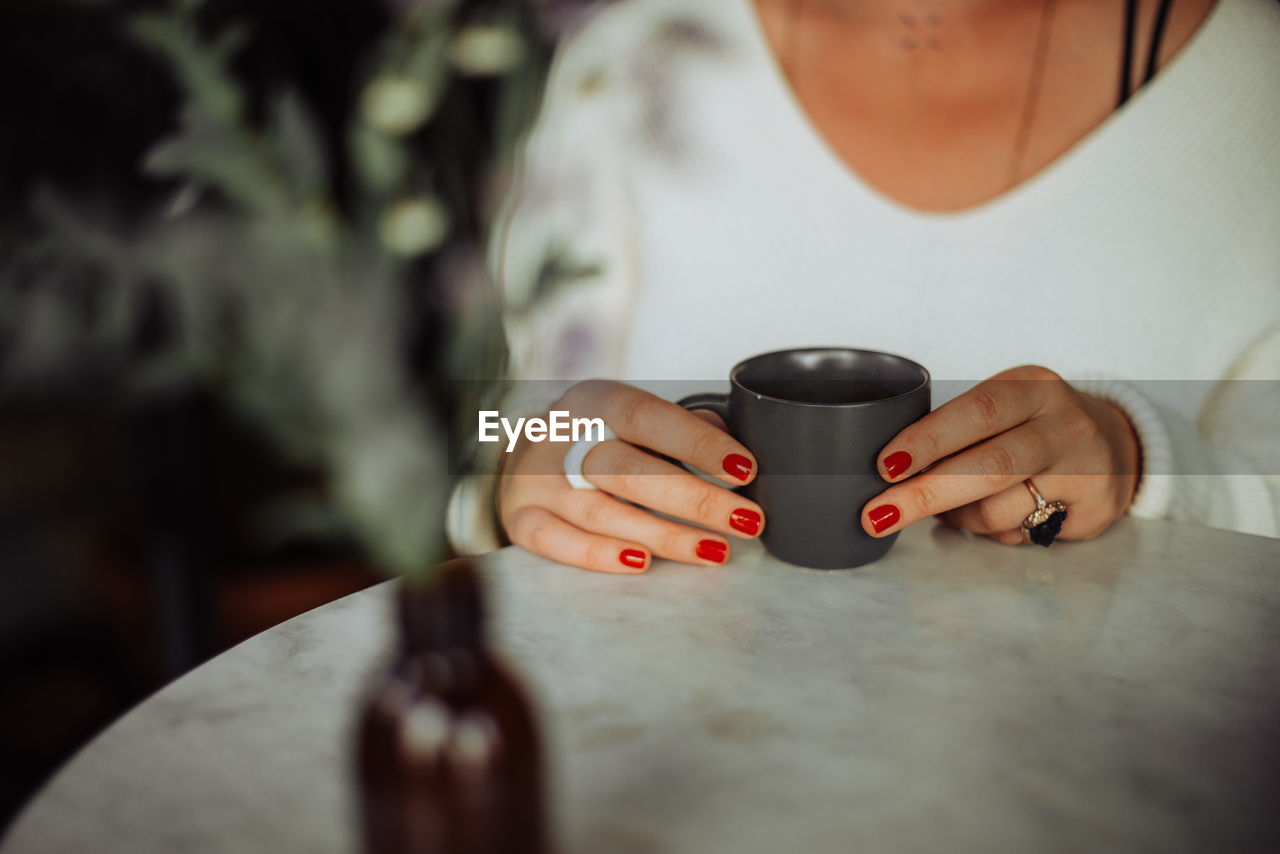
1022, 479, 1068, 547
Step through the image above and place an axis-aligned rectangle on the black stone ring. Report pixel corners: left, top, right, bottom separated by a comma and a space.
1022, 480, 1068, 548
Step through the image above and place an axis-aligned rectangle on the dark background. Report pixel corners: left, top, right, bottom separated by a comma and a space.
0, 0, 399, 829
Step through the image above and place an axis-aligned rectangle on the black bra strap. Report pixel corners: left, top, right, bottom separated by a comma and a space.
1145, 0, 1175, 85
1118, 0, 1176, 109
1118, 0, 1138, 107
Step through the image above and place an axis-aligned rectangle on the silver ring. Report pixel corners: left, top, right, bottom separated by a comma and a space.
1021, 479, 1068, 547
563, 425, 618, 490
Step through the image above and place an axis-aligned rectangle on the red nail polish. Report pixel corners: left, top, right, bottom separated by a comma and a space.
620, 549, 647, 569
869, 504, 900, 534
883, 450, 912, 480
696, 540, 728, 563
730, 508, 761, 536
723, 453, 753, 481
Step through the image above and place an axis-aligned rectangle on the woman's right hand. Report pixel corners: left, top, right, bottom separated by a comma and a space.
497, 380, 765, 573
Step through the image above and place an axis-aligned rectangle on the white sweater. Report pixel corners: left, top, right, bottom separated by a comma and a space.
450, 0, 1280, 551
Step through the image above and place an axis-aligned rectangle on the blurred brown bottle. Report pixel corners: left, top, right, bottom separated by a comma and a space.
357, 559, 548, 854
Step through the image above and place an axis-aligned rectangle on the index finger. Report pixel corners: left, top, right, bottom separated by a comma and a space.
875, 366, 1059, 482
575, 381, 756, 485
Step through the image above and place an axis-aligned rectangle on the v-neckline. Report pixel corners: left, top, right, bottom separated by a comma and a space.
733, 0, 1228, 224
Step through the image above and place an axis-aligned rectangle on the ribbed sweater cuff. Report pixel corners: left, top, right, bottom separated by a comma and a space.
446, 473, 505, 555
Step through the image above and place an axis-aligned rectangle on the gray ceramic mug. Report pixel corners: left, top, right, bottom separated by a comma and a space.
678, 347, 930, 569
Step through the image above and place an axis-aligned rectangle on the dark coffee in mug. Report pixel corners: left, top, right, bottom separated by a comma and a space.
680, 348, 930, 569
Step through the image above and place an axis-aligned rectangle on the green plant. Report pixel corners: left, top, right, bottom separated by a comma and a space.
0, 0, 564, 578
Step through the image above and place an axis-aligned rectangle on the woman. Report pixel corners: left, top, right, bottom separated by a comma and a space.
449, 0, 1280, 572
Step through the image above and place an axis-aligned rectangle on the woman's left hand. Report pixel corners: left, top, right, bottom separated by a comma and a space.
862, 365, 1141, 545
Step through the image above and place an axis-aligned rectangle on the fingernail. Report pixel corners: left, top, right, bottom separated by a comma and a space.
723, 453, 752, 481
883, 450, 912, 480
620, 549, 647, 569
869, 504, 900, 534
696, 540, 728, 563
730, 508, 761, 536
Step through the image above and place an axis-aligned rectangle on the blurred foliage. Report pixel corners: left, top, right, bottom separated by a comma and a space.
0, 0, 582, 579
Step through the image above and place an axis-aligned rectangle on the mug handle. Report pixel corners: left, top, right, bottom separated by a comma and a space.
673, 392, 742, 489
676, 391, 729, 423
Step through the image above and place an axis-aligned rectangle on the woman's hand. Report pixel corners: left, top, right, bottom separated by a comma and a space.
497, 380, 765, 573
861, 366, 1140, 545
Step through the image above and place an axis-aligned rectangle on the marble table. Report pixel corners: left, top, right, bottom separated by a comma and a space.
3, 518, 1279, 853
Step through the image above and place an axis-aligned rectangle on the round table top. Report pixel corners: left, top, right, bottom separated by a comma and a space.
4, 518, 1279, 854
